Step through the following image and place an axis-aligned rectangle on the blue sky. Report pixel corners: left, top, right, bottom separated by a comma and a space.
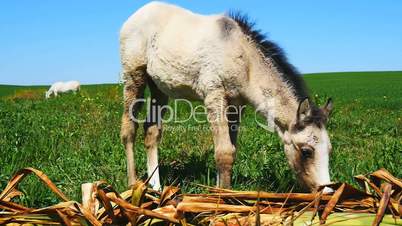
1, 0, 401, 85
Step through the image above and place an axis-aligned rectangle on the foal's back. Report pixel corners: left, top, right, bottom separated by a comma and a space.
120, 1, 246, 99
121, 1, 221, 44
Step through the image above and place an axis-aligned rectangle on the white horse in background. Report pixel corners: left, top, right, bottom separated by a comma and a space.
45, 81, 80, 98
120, 2, 334, 192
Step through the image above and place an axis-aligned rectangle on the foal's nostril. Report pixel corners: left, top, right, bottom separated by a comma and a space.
301, 147, 313, 158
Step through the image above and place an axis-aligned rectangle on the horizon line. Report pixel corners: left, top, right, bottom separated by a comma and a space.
1, 70, 401, 86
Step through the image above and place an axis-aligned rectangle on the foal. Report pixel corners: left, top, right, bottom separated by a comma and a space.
120, 2, 333, 191
45, 81, 80, 98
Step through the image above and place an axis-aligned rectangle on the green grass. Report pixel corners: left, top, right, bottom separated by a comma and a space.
0, 71, 401, 207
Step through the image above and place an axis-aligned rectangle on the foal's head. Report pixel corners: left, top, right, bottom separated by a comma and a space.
282, 98, 333, 192
45, 90, 51, 99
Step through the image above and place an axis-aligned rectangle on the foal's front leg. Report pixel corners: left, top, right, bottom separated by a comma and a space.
227, 105, 241, 147
205, 90, 236, 188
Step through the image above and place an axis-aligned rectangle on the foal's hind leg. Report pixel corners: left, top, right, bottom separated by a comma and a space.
144, 79, 168, 190
121, 66, 146, 186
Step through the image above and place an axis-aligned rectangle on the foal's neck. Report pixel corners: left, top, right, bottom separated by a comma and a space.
245, 57, 299, 132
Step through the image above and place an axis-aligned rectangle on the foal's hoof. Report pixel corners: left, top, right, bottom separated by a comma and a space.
151, 184, 161, 191
322, 187, 334, 194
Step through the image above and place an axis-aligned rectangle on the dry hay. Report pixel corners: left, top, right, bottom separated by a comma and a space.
0, 168, 401, 225
6, 89, 45, 101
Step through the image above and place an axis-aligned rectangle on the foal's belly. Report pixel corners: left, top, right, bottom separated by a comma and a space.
150, 76, 202, 100
148, 69, 203, 100
146, 49, 205, 100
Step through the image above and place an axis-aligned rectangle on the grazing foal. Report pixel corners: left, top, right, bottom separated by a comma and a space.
120, 2, 333, 191
45, 81, 80, 98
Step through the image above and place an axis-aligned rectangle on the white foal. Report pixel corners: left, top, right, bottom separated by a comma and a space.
120, 2, 334, 192
45, 81, 80, 98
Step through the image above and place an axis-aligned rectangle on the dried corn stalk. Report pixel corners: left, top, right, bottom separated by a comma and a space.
0, 168, 401, 225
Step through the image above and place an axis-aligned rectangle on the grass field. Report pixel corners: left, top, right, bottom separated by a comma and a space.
0, 71, 401, 207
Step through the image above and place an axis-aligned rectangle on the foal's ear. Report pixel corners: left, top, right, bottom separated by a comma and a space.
297, 98, 311, 121
322, 98, 333, 118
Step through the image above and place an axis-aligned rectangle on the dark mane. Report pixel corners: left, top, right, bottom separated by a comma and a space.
227, 11, 308, 101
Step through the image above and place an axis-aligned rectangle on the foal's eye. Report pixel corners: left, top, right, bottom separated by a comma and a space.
301, 147, 314, 159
